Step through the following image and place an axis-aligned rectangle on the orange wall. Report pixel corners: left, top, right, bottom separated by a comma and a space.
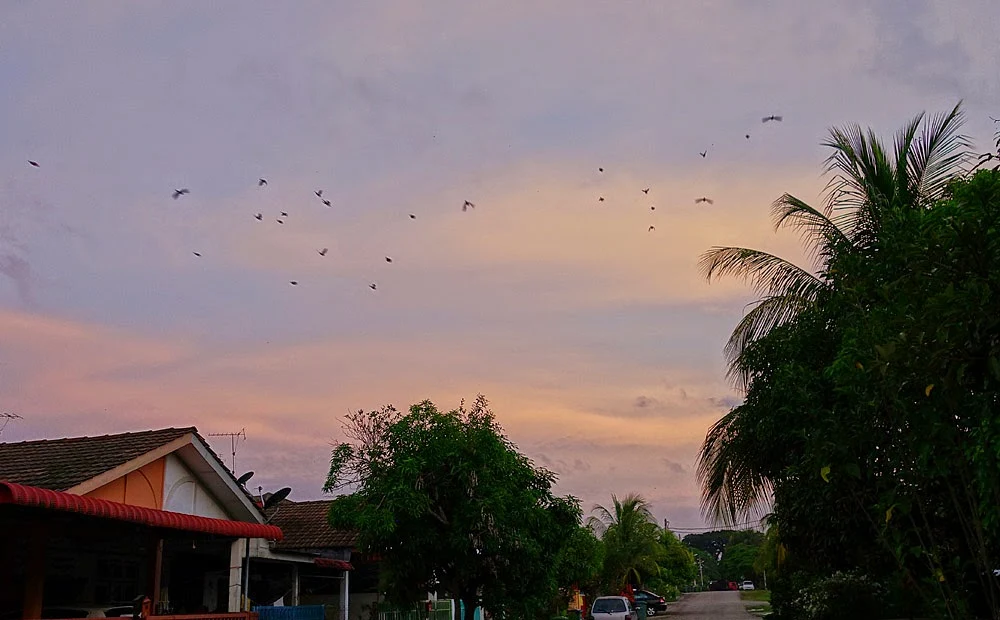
85, 457, 166, 509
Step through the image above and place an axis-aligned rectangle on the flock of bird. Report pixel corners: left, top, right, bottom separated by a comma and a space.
22, 115, 784, 292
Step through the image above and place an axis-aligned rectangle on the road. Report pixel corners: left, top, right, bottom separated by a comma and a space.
664, 591, 755, 618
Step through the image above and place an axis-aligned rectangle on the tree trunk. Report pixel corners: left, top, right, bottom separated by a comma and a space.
461, 597, 477, 620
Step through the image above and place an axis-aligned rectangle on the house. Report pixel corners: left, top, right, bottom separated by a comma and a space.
0, 427, 283, 617
256, 499, 377, 620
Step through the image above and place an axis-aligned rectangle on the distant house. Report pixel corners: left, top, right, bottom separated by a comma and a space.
260, 499, 378, 620
0, 427, 282, 616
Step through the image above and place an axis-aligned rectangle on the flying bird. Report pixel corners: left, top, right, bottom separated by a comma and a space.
650, 206, 655, 211
277, 219, 285, 224
648, 226, 655, 232
385, 256, 392, 263
369, 283, 377, 291
254, 213, 263, 221
28, 160, 40, 167
192, 252, 202, 257
745, 134, 751, 140
699, 150, 707, 158
315, 190, 323, 198
322, 199, 331, 207
463, 200, 475, 211
409, 214, 416, 219
598, 167, 604, 173
258, 178, 267, 186
598, 196, 605, 202
318, 248, 328, 256
642, 188, 650, 194
762, 115, 783, 123
172, 188, 190, 199
695, 197, 714, 204
280, 211, 288, 217
289, 281, 299, 286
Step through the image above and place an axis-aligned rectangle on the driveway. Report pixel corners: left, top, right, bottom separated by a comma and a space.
665, 591, 755, 618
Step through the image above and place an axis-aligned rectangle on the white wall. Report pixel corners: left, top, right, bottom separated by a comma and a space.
162, 453, 229, 519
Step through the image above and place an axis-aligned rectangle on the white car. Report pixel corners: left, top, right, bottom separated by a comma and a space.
739, 581, 755, 591
591, 596, 637, 620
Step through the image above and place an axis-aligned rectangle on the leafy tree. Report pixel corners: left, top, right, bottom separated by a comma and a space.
588, 493, 663, 589
552, 526, 604, 611
694, 105, 1000, 618
649, 530, 697, 595
719, 543, 759, 582
689, 548, 721, 586
324, 396, 581, 620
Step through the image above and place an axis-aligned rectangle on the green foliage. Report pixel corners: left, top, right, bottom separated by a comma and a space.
588, 493, 663, 590
787, 570, 887, 620
698, 105, 1000, 618
553, 526, 604, 607
719, 543, 759, 582
324, 395, 581, 620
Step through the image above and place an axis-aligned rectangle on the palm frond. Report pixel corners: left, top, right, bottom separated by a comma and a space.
892, 112, 924, 207
724, 294, 815, 389
699, 246, 824, 301
697, 407, 774, 526
907, 101, 971, 202
770, 193, 851, 265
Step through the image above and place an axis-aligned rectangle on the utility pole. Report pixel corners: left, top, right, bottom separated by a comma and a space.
697, 558, 705, 590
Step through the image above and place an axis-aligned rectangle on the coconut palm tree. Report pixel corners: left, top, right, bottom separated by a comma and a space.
588, 493, 663, 589
697, 103, 971, 525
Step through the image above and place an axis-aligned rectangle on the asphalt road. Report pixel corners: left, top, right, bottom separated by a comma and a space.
665, 591, 755, 618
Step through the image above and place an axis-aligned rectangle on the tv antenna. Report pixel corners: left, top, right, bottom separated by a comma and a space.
208, 428, 246, 473
0, 412, 22, 436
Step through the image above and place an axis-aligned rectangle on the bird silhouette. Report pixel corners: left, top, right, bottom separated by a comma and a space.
172, 189, 190, 199
695, 197, 714, 204
277, 219, 285, 224
648, 226, 655, 232
254, 213, 263, 221
598, 167, 604, 173
318, 248, 328, 257
315, 190, 323, 198
699, 150, 707, 158
650, 206, 655, 211
322, 199, 331, 207
642, 188, 650, 194
192, 252, 202, 257
745, 134, 751, 140
28, 161, 40, 167
762, 115, 783, 123
409, 214, 416, 219
463, 200, 475, 211
280, 211, 288, 217
598, 196, 605, 202
289, 281, 299, 286
385, 256, 392, 263
369, 283, 377, 290
258, 178, 267, 186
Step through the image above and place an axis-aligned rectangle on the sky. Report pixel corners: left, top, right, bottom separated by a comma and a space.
0, 1, 998, 533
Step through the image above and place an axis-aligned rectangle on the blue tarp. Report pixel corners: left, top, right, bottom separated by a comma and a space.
253, 605, 326, 620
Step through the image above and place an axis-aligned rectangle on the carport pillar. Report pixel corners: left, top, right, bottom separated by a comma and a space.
23, 523, 47, 620
147, 537, 163, 610
341, 569, 349, 620
291, 564, 300, 606
228, 539, 245, 612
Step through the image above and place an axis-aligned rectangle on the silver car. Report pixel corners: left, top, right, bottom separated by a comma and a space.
591, 596, 637, 620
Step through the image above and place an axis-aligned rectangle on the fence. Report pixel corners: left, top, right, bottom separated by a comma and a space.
376, 601, 452, 620
252, 607, 326, 620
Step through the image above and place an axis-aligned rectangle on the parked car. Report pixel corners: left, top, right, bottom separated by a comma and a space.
728, 581, 739, 591
739, 580, 755, 591
631, 589, 668, 615
591, 596, 637, 620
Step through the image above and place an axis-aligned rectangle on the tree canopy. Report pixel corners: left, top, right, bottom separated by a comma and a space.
698, 104, 1000, 618
324, 396, 580, 620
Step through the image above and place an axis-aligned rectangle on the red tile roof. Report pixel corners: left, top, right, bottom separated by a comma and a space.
266, 499, 358, 551
0, 427, 195, 491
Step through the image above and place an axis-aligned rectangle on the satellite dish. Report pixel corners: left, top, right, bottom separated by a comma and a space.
237, 471, 254, 486
263, 487, 292, 510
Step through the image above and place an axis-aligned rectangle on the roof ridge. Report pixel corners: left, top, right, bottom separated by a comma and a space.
0, 426, 197, 447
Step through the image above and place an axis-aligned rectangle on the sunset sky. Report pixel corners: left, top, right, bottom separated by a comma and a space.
1, 1, 997, 531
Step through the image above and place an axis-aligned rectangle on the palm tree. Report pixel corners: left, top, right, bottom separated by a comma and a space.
697, 103, 971, 525
588, 493, 663, 589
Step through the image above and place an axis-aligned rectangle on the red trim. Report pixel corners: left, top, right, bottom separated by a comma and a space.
0, 481, 282, 540
314, 557, 353, 571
